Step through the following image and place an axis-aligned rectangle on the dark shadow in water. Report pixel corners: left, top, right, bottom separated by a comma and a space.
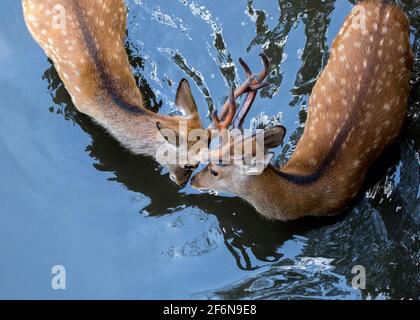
246, 0, 335, 100
40, 0, 419, 298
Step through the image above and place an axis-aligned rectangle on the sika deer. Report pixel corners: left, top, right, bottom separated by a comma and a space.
191, 0, 414, 221
22, 0, 268, 186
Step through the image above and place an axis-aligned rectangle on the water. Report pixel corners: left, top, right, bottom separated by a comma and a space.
0, 0, 418, 299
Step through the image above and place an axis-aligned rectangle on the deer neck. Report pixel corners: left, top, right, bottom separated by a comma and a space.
240, 161, 356, 221
244, 1, 413, 221
52, 43, 175, 158
88, 98, 163, 157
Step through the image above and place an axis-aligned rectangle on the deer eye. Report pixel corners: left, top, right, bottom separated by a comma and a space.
184, 164, 196, 171
209, 168, 219, 177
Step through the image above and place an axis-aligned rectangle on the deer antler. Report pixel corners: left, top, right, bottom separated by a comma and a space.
211, 53, 270, 131
233, 53, 270, 129
211, 89, 236, 130
207, 53, 271, 162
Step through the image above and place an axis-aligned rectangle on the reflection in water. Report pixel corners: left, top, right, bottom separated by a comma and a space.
157, 47, 215, 112
41, 0, 419, 299
247, 0, 335, 99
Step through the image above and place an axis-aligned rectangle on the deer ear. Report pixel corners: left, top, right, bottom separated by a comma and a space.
175, 79, 198, 118
156, 121, 180, 147
264, 125, 286, 150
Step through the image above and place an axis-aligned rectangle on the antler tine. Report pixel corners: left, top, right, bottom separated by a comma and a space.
257, 52, 270, 85
239, 53, 270, 90
218, 76, 256, 121
212, 88, 236, 130
234, 53, 271, 128
239, 57, 252, 77
216, 53, 271, 128
234, 92, 257, 129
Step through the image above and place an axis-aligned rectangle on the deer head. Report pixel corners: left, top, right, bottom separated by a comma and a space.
188, 53, 286, 194
157, 54, 271, 186
191, 125, 286, 194
155, 78, 204, 185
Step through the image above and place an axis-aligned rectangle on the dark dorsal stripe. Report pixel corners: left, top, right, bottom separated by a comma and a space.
71, 2, 145, 115
274, 3, 388, 185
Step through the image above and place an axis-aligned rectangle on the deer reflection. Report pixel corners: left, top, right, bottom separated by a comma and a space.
247, 0, 335, 97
